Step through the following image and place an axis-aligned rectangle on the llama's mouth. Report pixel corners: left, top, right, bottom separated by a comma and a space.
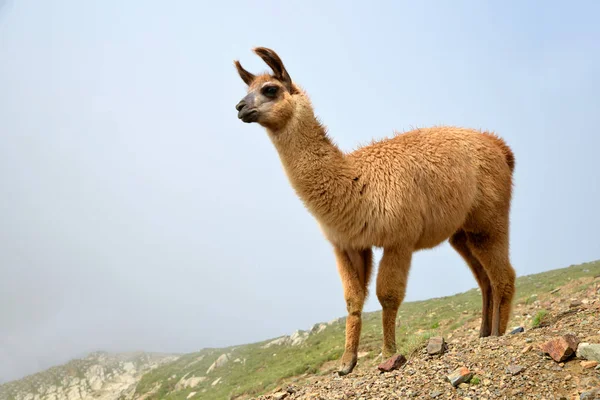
238, 108, 259, 123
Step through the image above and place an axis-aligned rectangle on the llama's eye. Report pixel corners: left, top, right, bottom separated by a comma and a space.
263, 86, 278, 97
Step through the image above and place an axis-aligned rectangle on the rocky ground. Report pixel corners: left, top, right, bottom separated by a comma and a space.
253, 278, 600, 400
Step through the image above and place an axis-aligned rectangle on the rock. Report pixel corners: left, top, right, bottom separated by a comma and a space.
509, 326, 525, 334
206, 353, 230, 374
262, 336, 290, 348
570, 299, 583, 308
286, 386, 297, 394
175, 375, 207, 390
541, 334, 580, 362
550, 288, 561, 294
506, 364, 525, 375
521, 345, 533, 354
187, 392, 196, 399
357, 351, 370, 359
290, 330, 309, 346
577, 343, 600, 362
582, 361, 600, 369
580, 387, 600, 400
261, 329, 311, 348
430, 390, 442, 398
426, 336, 446, 355
447, 366, 473, 387
310, 323, 327, 334
272, 391, 288, 400
377, 354, 407, 372
211, 377, 221, 386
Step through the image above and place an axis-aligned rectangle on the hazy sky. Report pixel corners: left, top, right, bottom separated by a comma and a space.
1, 0, 599, 384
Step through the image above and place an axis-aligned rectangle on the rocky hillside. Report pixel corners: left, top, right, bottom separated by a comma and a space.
2, 260, 599, 400
132, 260, 600, 400
255, 273, 600, 399
0, 352, 179, 400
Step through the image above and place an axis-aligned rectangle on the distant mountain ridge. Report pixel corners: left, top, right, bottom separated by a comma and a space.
0, 351, 179, 400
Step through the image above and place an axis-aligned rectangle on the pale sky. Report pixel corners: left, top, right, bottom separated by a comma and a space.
1, 0, 599, 383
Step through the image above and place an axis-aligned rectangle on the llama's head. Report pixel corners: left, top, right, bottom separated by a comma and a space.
234, 47, 301, 131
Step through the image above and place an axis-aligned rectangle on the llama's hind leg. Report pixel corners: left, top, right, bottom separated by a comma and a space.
376, 247, 412, 359
450, 230, 493, 337
467, 231, 516, 336
334, 246, 373, 376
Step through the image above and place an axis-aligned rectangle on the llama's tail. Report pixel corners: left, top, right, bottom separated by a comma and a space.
484, 132, 515, 174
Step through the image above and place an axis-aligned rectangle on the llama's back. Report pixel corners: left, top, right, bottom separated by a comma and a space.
347, 126, 514, 248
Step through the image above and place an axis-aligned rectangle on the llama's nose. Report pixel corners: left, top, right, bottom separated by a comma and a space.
235, 100, 246, 112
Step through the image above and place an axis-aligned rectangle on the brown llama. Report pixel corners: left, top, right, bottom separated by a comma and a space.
233, 47, 516, 376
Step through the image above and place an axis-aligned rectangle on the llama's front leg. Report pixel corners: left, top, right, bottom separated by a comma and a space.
376, 247, 412, 359
333, 246, 373, 376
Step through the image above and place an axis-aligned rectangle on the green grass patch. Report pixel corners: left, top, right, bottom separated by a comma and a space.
532, 310, 549, 328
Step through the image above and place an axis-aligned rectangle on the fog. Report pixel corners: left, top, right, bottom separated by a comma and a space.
1, 0, 599, 383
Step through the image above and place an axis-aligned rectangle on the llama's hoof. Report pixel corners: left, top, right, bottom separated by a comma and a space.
337, 353, 357, 376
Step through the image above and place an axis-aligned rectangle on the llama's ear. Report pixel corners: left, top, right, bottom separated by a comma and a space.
234, 60, 256, 86
253, 47, 295, 93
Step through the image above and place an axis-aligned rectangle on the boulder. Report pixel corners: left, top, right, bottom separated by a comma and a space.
206, 353, 230, 374
290, 330, 309, 346
262, 336, 290, 348
541, 334, 580, 362
577, 343, 600, 362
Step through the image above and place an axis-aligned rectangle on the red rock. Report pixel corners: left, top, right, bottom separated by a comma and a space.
541, 334, 580, 362
377, 354, 407, 372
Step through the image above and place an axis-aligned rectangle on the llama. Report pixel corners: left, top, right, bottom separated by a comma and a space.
234, 47, 516, 376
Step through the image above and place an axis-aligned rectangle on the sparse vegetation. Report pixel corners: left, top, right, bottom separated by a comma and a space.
532, 310, 549, 328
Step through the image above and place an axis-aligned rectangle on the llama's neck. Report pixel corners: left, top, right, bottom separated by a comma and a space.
267, 102, 357, 226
